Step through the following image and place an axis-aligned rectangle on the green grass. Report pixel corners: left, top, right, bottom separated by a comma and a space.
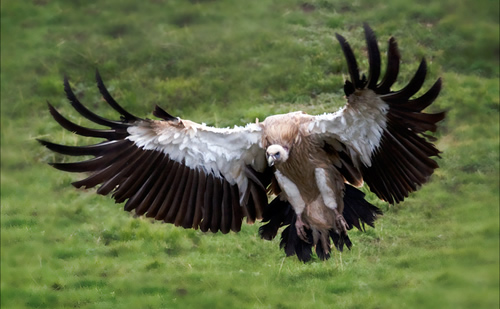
1, 0, 499, 308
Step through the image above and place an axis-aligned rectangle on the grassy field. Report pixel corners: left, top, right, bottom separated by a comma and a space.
1, 0, 499, 308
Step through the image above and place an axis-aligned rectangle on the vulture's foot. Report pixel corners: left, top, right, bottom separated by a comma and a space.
333, 209, 349, 235
295, 215, 310, 243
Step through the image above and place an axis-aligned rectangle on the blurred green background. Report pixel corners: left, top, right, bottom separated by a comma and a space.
1, 0, 498, 308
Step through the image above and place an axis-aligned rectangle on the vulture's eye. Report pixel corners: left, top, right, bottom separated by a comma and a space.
274, 152, 280, 159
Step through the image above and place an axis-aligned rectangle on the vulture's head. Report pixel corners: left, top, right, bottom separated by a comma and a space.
266, 144, 289, 166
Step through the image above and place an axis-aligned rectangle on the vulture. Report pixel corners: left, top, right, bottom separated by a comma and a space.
39, 24, 445, 262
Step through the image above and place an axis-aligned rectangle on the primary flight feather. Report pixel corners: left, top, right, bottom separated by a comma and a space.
39, 24, 444, 262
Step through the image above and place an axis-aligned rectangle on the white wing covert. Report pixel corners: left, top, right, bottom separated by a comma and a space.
128, 116, 266, 188
309, 89, 389, 167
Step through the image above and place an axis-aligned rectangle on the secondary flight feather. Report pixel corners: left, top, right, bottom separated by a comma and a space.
39, 24, 444, 262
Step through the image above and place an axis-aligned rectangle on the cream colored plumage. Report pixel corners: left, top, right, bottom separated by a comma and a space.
39, 24, 444, 262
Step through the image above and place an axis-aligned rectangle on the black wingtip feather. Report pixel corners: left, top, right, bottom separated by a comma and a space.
376, 37, 400, 94
47, 102, 123, 140
95, 69, 140, 122
382, 58, 427, 103
153, 105, 178, 121
403, 78, 442, 112
63, 75, 127, 128
335, 32, 362, 89
363, 23, 381, 89
37, 138, 52, 148
38, 138, 77, 156
40, 140, 131, 157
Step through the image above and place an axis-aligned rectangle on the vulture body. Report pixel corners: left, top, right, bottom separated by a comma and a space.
39, 24, 444, 262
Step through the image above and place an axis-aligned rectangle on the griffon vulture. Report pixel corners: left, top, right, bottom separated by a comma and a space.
39, 24, 444, 262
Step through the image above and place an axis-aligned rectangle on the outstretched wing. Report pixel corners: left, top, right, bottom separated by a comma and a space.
309, 23, 445, 204
38, 71, 271, 233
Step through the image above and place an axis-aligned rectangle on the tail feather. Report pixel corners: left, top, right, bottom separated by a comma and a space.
258, 197, 293, 240
315, 241, 331, 261
343, 185, 383, 230
279, 218, 314, 262
330, 230, 353, 252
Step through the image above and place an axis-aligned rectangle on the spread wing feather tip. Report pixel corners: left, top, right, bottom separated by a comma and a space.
311, 24, 443, 204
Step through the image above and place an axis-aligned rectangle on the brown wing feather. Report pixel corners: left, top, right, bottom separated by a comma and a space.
39, 75, 272, 233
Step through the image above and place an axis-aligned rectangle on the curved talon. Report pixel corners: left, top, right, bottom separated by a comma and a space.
295, 216, 310, 243
336, 214, 349, 234
332, 209, 349, 235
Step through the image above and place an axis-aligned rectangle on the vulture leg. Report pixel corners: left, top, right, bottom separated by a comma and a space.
295, 215, 310, 243
333, 208, 349, 235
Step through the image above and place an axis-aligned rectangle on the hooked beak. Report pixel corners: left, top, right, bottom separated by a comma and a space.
267, 155, 276, 167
